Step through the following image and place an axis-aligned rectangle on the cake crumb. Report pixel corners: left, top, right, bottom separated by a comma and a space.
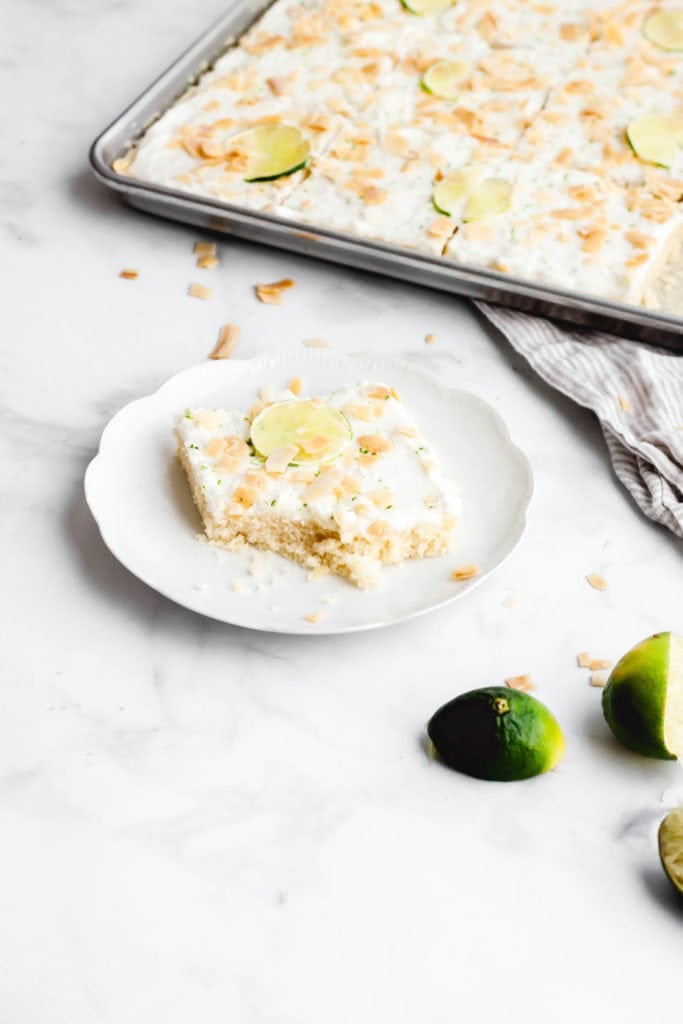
303, 338, 330, 348
502, 593, 517, 608
586, 572, 607, 591
451, 563, 479, 581
209, 323, 240, 360
255, 278, 296, 304
288, 376, 303, 396
304, 610, 325, 624
197, 255, 220, 269
194, 241, 217, 257
590, 672, 607, 687
505, 674, 535, 692
188, 282, 212, 300
425, 333, 436, 345
618, 394, 632, 413
119, 268, 139, 279
231, 579, 246, 593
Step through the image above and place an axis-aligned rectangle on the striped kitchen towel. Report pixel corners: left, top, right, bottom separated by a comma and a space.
477, 303, 683, 539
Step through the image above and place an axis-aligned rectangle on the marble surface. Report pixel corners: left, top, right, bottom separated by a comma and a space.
3, 1, 683, 1020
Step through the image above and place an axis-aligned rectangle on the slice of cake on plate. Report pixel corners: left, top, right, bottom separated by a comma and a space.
176, 380, 460, 588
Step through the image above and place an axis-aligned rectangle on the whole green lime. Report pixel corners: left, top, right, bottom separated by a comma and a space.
601, 633, 683, 760
427, 686, 565, 782
659, 807, 683, 895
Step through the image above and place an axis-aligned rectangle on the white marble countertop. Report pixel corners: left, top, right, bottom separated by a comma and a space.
3, 2, 683, 1020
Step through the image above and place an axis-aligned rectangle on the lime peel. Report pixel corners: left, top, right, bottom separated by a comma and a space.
626, 114, 683, 168
250, 399, 352, 464
401, 0, 456, 14
643, 10, 683, 51
229, 125, 310, 182
421, 59, 470, 98
427, 686, 565, 781
659, 807, 683, 895
602, 632, 683, 760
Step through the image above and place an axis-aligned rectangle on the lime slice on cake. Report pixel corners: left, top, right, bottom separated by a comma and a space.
626, 114, 683, 167
401, 0, 456, 15
659, 807, 683, 895
427, 686, 565, 781
432, 167, 478, 215
251, 400, 351, 464
601, 633, 683, 759
421, 60, 470, 98
463, 178, 512, 221
644, 10, 683, 50
229, 125, 310, 182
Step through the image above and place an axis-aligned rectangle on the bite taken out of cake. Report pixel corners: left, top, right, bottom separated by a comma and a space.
175, 379, 460, 588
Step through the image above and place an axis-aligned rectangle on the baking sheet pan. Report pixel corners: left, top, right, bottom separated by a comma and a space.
89, 0, 683, 350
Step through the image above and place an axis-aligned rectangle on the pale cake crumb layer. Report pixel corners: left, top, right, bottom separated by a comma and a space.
176, 381, 460, 588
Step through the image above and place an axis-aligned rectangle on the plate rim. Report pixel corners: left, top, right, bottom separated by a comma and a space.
84, 348, 535, 634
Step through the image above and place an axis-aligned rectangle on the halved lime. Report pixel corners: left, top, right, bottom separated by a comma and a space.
427, 686, 565, 781
626, 114, 683, 167
250, 400, 351, 464
401, 0, 455, 15
602, 633, 683, 759
432, 167, 478, 215
659, 807, 683, 895
644, 10, 683, 51
229, 125, 310, 182
421, 60, 470, 98
463, 178, 512, 222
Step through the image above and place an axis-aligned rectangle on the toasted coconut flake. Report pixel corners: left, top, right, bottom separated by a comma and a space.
395, 425, 418, 438
358, 434, 392, 454
266, 445, 299, 474
303, 337, 330, 348
286, 376, 303, 396
505, 674, 535, 692
425, 333, 436, 345
336, 475, 362, 497
451, 563, 479, 581
232, 485, 258, 509
304, 474, 338, 501
119, 268, 139, 279
188, 282, 212, 300
255, 278, 296, 304
244, 471, 270, 492
367, 519, 390, 539
577, 651, 592, 667
112, 156, 133, 174
586, 572, 607, 591
299, 434, 331, 455
343, 402, 372, 421
197, 255, 219, 269
307, 564, 330, 582
304, 610, 325, 624
194, 241, 217, 257
618, 394, 632, 413
590, 672, 608, 688
204, 437, 225, 458
215, 454, 242, 474
209, 323, 240, 360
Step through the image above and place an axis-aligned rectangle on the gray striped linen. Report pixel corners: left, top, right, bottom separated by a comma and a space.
477, 303, 683, 539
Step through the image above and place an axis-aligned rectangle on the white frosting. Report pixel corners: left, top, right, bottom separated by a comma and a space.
124, 0, 683, 309
176, 382, 461, 539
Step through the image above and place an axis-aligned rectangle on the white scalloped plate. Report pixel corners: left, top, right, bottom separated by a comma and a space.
84, 349, 533, 634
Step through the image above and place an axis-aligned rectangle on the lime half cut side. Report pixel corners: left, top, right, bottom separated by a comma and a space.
659, 807, 683, 895
625, 114, 683, 167
644, 10, 683, 50
602, 632, 683, 759
250, 400, 352, 464
229, 125, 310, 182
421, 60, 470, 98
401, 0, 456, 15
463, 178, 512, 222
